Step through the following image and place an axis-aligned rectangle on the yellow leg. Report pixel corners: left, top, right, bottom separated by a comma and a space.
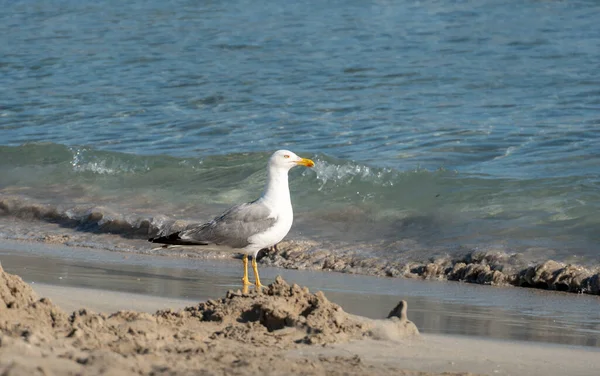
241, 255, 251, 286
252, 257, 263, 289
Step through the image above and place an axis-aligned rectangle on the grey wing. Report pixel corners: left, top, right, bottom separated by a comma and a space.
179, 201, 276, 249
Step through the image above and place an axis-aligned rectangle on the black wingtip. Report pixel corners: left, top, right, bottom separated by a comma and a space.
148, 232, 209, 246
149, 232, 182, 244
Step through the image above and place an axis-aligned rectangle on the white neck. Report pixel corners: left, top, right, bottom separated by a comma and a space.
260, 166, 291, 209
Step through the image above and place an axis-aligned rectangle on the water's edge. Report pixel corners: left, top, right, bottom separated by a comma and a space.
1, 208, 598, 297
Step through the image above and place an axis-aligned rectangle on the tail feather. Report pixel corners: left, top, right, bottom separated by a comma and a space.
149, 232, 209, 246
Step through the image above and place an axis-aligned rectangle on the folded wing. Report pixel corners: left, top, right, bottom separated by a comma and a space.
149, 200, 276, 249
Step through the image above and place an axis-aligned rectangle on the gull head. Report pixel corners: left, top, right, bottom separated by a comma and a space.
268, 150, 315, 171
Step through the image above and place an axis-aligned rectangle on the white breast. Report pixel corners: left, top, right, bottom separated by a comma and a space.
244, 161, 296, 257
246, 205, 293, 256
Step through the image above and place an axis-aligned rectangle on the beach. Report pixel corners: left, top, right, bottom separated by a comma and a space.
2, 0, 600, 374
2, 239, 600, 376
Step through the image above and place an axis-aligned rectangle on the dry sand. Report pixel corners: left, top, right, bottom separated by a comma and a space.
0, 263, 430, 376
1, 263, 599, 376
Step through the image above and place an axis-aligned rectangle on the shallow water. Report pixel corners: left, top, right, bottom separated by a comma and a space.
1, 1, 600, 271
2, 240, 600, 347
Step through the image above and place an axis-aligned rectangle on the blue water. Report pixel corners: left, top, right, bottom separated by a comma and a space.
1, 0, 600, 265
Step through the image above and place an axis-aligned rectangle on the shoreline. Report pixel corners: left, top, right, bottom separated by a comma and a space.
1, 210, 599, 297
262, 240, 600, 296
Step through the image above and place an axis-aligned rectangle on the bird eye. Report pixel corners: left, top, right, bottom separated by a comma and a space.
284, 155, 290, 159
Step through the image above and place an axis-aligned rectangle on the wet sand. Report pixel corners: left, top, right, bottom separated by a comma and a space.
2, 260, 600, 375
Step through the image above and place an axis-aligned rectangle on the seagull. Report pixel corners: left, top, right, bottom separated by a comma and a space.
149, 150, 315, 289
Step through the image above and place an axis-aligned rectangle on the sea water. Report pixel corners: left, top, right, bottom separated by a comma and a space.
1, 1, 599, 269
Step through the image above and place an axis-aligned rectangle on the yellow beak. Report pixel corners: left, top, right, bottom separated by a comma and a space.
296, 157, 315, 168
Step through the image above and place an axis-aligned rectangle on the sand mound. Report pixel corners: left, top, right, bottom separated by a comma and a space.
0, 264, 424, 376
181, 276, 418, 345
0, 262, 37, 309
1, 263, 69, 343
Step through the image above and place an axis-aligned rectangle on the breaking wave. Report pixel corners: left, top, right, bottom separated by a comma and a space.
1, 143, 600, 296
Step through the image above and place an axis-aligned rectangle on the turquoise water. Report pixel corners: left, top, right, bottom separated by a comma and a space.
1, 0, 600, 265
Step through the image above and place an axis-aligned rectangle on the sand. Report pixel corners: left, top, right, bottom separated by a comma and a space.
0, 264, 429, 376
1, 263, 599, 376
